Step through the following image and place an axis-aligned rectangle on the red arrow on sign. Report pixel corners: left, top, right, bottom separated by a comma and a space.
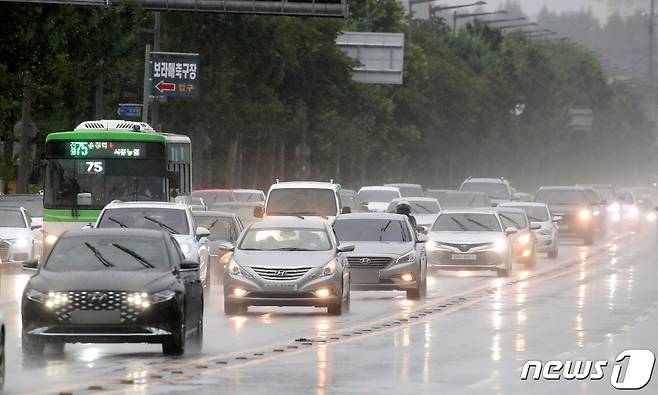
155, 81, 176, 93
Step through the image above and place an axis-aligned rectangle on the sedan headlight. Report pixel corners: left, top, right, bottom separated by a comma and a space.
45, 233, 58, 245
321, 259, 337, 276
627, 206, 639, 217
492, 239, 507, 252
227, 258, 244, 276
518, 234, 531, 245
395, 250, 416, 265
578, 209, 591, 221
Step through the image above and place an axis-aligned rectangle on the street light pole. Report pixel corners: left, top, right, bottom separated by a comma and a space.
453, 10, 508, 33
496, 23, 538, 30
428, 1, 487, 18
480, 17, 526, 25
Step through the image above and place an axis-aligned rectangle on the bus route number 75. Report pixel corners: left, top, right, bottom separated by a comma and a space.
78, 160, 104, 174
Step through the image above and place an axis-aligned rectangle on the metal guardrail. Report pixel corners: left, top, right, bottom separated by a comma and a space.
0, 0, 349, 17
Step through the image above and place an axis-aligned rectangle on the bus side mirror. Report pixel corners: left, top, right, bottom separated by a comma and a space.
253, 205, 264, 218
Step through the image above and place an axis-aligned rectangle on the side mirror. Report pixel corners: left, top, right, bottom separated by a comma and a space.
337, 244, 355, 252
505, 227, 518, 236
22, 258, 38, 270
253, 205, 264, 218
417, 233, 429, 243
416, 225, 428, 234
180, 260, 199, 272
196, 226, 211, 240
552, 215, 563, 222
218, 241, 235, 251
530, 223, 541, 231
341, 206, 352, 214
31, 223, 42, 230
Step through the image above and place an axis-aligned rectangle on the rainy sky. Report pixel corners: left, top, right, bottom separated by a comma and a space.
498, 0, 649, 19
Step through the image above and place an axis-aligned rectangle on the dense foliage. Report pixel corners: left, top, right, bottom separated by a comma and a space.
0, 0, 654, 191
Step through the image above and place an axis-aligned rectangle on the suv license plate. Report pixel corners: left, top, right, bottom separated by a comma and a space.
452, 254, 477, 261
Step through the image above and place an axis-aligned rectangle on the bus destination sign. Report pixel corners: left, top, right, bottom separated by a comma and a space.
67, 141, 147, 159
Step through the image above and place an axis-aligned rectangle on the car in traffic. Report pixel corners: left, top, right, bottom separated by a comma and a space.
426, 209, 515, 277
0, 207, 42, 264
534, 186, 597, 245
258, 181, 347, 222
191, 189, 236, 205
21, 229, 203, 356
95, 201, 211, 286
357, 186, 401, 212
211, 201, 263, 226
633, 187, 657, 222
496, 207, 538, 267
385, 197, 441, 229
333, 213, 428, 300
438, 190, 492, 209
222, 218, 353, 315
459, 177, 513, 205
424, 189, 451, 201
233, 189, 266, 203
580, 186, 607, 234
615, 188, 642, 229
499, 202, 560, 258
581, 184, 619, 218
175, 195, 208, 211
0, 193, 44, 228
384, 183, 424, 197
513, 192, 533, 202
339, 189, 362, 213
192, 210, 244, 270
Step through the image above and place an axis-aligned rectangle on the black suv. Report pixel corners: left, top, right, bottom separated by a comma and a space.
534, 186, 598, 245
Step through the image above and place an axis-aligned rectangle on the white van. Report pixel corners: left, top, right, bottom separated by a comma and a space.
256, 181, 348, 222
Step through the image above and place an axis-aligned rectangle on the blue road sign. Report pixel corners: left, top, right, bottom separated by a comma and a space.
117, 104, 142, 118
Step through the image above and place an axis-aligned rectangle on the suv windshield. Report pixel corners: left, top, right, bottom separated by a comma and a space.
266, 189, 337, 217
358, 189, 399, 203
432, 213, 502, 232
45, 235, 169, 271
0, 196, 43, 217
333, 218, 411, 242
535, 189, 587, 206
239, 227, 331, 251
440, 192, 489, 208
98, 208, 189, 234
461, 182, 510, 200
386, 200, 440, 214
0, 210, 26, 228
194, 215, 235, 241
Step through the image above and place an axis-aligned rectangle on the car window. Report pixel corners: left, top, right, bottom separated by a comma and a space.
239, 227, 331, 251
333, 218, 412, 242
432, 213, 502, 232
98, 208, 190, 234
0, 210, 26, 228
193, 215, 234, 241
498, 212, 528, 229
505, 206, 549, 222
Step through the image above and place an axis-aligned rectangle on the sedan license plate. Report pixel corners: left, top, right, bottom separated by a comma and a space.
452, 254, 477, 261
263, 283, 298, 291
70, 310, 121, 324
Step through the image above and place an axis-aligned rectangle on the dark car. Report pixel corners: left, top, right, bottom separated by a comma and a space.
193, 210, 244, 269
333, 213, 428, 300
535, 186, 597, 245
21, 229, 203, 356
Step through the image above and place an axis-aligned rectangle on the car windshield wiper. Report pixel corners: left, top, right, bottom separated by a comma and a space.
291, 212, 330, 220
84, 242, 114, 267
466, 218, 494, 231
107, 216, 129, 228
499, 214, 521, 229
111, 243, 155, 268
143, 216, 179, 234
206, 219, 219, 231
450, 217, 468, 231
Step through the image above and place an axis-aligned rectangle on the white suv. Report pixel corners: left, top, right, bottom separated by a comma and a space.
257, 181, 348, 222
459, 177, 513, 205
95, 201, 211, 285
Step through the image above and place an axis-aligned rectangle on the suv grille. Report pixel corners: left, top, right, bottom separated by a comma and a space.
250, 267, 313, 281
53, 291, 142, 324
347, 256, 393, 268
0, 241, 9, 261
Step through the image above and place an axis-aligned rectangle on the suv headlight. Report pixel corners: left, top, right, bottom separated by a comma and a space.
149, 290, 176, 303
395, 250, 416, 265
322, 259, 337, 276
25, 288, 47, 303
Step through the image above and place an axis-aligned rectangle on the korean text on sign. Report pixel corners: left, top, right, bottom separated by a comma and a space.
153, 62, 197, 80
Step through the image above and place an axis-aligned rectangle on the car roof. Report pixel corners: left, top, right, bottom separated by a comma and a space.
339, 189, 356, 194
104, 201, 188, 210
250, 218, 328, 229
462, 178, 508, 184
61, 228, 168, 239
499, 202, 548, 208
537, 186, 585, 191
389, 197, 439, 203
335, 212, 407, 221
494, 207, 526, 214
443, 190, 487, 196
232, 189, 263, 194
192, 210, 238, 218
426, 188, 452, 192
438, 208, 498, 215
0, 206, 23, 212
384, 183, 422, 188
269, 181, 338, 191
212, 201, 262, 207
358, 186, 400, 192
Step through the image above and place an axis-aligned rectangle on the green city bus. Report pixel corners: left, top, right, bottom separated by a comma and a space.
42, 120, 192, 249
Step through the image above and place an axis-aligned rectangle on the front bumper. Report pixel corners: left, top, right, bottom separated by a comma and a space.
427, 250, 507, 271
534, 232, 557, 252
349, 258, 420, 291
24, 325, 173, 344
224, 268, 343, 308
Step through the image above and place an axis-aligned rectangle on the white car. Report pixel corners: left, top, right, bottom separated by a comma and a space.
0, 207, 42, 264
258, 181, 347, 222
426, 209, 515, 277
357, 186, 401, 212
95, 201, 211, 286
499, 202, 560, 258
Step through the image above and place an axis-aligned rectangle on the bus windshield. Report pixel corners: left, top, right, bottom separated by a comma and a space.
44, 159, 166, 209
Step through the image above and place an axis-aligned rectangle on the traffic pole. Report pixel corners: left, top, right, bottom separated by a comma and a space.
142, 44, 150, 123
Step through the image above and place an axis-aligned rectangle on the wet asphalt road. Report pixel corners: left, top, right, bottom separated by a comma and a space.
1, 226, 658, 394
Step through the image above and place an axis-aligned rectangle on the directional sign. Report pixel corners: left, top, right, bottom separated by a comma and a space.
116, 104, 142, 118
336, 32, 405, 85
149, 52, 200, 98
